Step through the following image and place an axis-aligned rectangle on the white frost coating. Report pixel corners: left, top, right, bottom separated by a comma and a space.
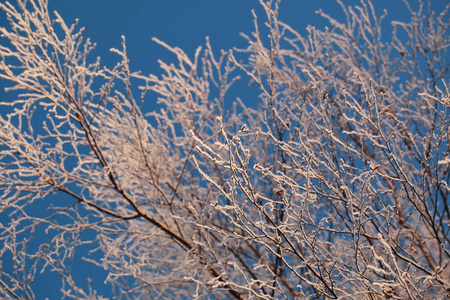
0, 0, 449, 299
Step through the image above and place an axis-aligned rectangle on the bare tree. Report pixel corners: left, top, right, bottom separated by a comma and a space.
0, 0, 449, 298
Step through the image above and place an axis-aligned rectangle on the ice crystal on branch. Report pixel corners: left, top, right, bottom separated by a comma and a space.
0, 0, 449, 298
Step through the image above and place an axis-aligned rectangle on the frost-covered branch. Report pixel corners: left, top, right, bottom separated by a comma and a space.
0, 0, 449, 299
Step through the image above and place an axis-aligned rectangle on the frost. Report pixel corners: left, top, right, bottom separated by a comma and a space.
0, 0, 449, 299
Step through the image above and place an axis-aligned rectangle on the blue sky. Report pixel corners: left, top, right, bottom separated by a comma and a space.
47, 0, 434, 76
47, 0, 340, 72
2, 0, 448, 298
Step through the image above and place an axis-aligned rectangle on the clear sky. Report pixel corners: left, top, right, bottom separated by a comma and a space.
46, 0, 447, 79
47, 0, 344, 73
2, 0, 448, 298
